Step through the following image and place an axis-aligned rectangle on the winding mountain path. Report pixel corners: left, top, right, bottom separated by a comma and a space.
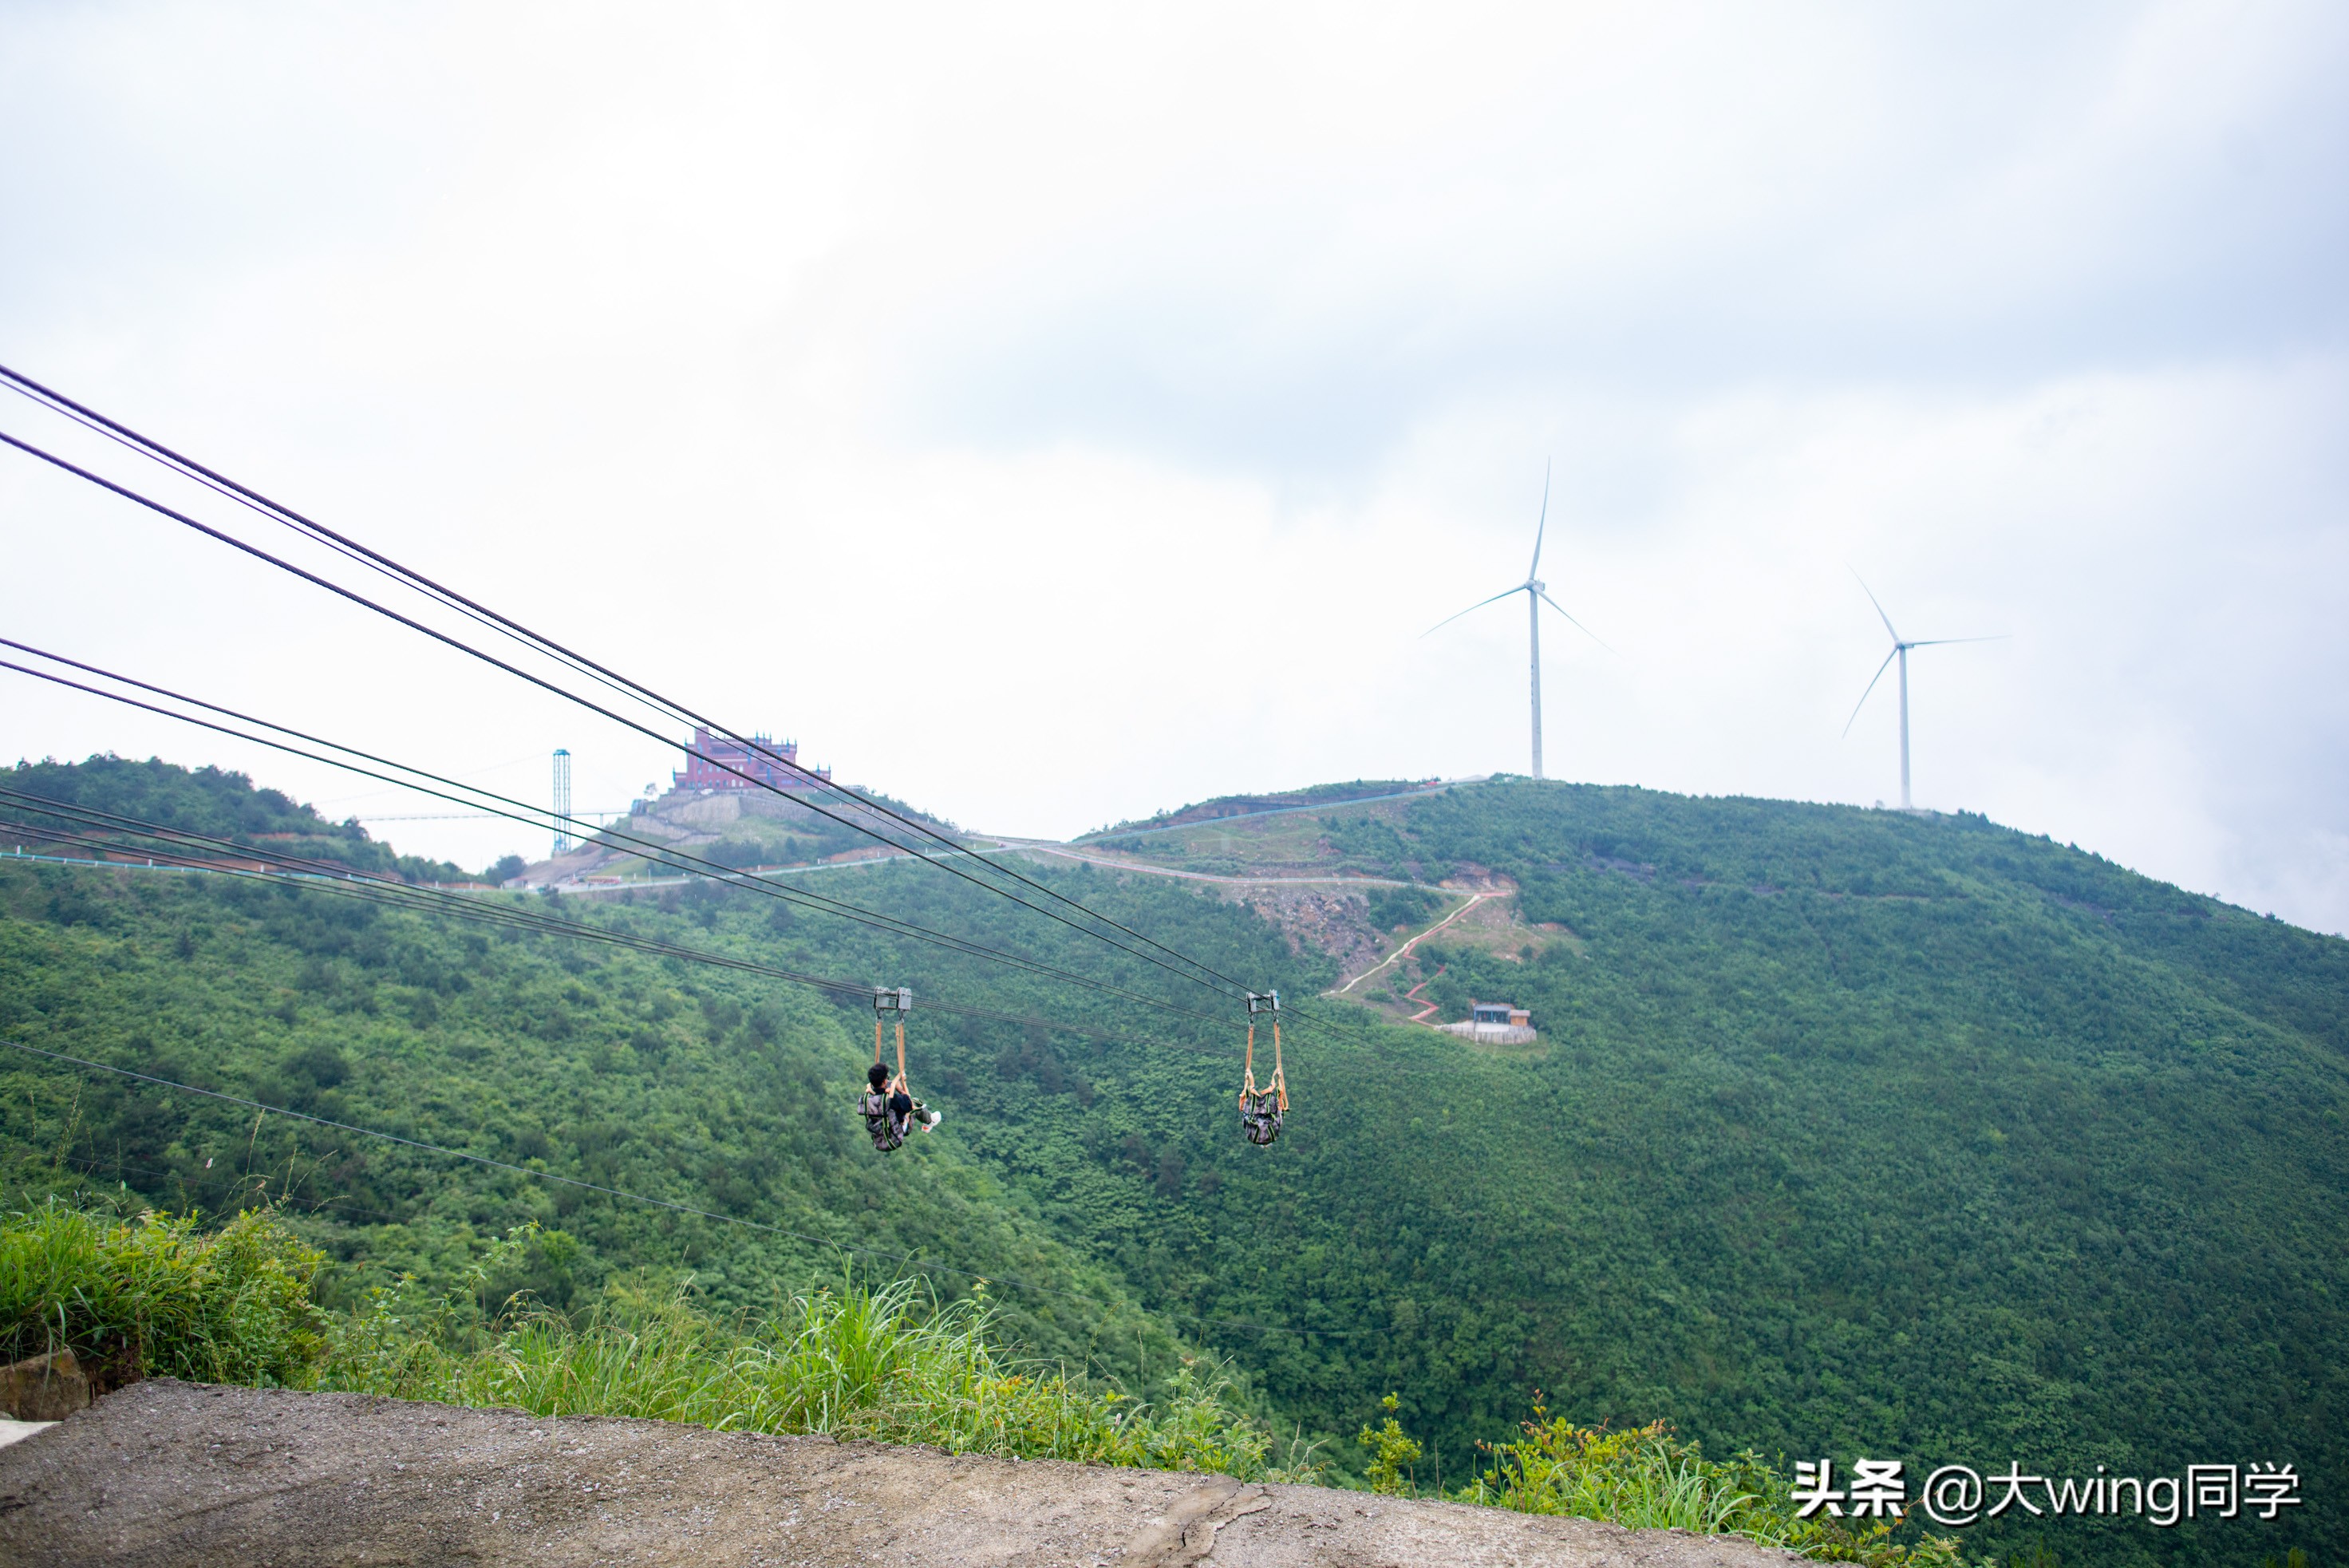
1400, 966, 1447, 1024
971, 836, 1495, 1018
1328, 895, 1489, 997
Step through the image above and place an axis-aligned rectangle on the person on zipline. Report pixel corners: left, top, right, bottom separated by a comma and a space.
863, 1060, 938, 1151
863, 985, 938, 1152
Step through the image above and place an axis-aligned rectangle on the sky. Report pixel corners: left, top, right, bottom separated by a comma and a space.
2, 2, 2344, 931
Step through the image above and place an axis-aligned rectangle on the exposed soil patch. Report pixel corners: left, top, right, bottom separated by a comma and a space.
1235, 885, 1385, 974
1423, 887, 1579, 966
0, 1380, 1804, 1567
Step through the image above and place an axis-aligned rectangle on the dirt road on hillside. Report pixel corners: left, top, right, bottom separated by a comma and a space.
0, 1380, 1803, 1567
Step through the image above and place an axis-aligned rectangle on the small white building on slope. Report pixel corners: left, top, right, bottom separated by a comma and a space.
1439, 1001, 1536, 1045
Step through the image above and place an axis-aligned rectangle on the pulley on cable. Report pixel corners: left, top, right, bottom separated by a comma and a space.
1238, 989, 1287, 1146
859, 985, 938, 1153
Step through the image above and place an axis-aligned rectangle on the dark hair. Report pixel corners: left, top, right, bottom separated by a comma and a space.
867, 1062, 890, 1090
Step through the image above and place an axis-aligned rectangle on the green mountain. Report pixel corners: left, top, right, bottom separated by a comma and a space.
4, 760, 2341, 1567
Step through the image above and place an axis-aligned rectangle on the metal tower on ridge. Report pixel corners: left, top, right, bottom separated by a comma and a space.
1425, 463, 1609, 780
551, 748, 573, 857
1528, 505, 1545, 780
1842, 576, 2002, 812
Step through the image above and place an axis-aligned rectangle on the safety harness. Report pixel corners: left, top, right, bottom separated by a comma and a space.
1239, 989, 1288, 1146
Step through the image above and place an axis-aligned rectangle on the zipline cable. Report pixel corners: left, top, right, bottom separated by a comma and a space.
0, 425, 1240, 1001
0, 667, 1416, 1075
30, 1145, 418, 1229
0, 676, 1381, 1105
0, 372, 1459, 1068
2, 818, 1126, 1044
0, 647, 1236, 1031
0, 796, 1234, 1053
0, 714, 1214, 1027
0, 638, 1418, 1075
0, 390, 1253, 1002
0, 658, 1220, 1027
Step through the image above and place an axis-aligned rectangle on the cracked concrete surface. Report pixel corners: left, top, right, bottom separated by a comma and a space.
0, 1380, 1806, 1566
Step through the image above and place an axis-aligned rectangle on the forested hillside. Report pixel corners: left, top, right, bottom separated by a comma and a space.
4, 762, 2341, 1566
6, 756, 476, 883
1119, 780, 2347, 1567
0, 839, 1271, 1386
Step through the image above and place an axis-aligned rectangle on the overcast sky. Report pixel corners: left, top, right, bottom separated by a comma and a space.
2, 2, 2344, 932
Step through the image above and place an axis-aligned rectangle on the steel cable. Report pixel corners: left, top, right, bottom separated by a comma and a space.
0, 793, 1234, 1053
0, 646, 1236, 1030
0, 373, 1253, 1001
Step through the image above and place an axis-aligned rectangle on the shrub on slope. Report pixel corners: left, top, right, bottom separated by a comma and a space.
0, 1198, 328, 1387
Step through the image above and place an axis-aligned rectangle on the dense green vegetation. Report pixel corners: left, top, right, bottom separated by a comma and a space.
0, 855, 1250, 1387
1296, 781, 2346, 1568
4, 760, 2341, 1566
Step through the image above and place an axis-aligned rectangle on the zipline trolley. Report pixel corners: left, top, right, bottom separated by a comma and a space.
1239, 989, 1287, 1146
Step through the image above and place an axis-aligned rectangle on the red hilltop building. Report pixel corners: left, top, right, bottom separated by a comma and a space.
673, 727, 833, 793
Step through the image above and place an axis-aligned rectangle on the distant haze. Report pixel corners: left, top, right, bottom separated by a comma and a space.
2, 3, 2343, 930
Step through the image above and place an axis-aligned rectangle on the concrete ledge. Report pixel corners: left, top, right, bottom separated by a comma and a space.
0, 1418, 53, 1450
0, 1378, 1805, 1567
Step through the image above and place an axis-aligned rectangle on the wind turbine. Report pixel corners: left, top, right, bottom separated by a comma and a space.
1843, 575, 2003, 812
1423, 465, 1609, 780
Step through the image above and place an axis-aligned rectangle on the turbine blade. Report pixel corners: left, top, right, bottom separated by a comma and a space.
1421, 583, 1528, 638
1535, 588, 1615, 654
1905, 634, 2009, 646
1529, 460, 1550, 580
1850, 568, 1901, 645
1842, 648, 1900, 737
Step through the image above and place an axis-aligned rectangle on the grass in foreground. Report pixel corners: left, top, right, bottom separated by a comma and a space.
1449, 1404, 1967, 1566
0, 1199, 1313, 1479
5, 1199, 1977, 1562
325, 1225, 1315, 1479
0, 1198, 326, 1387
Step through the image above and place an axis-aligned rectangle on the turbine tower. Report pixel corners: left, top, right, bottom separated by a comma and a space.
1843, 577, 2002, 812
1425, 465, 1608, 780
551, 748, 573, 857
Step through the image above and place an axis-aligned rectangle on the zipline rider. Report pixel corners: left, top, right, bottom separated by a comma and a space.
862, 985, 938, 1151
